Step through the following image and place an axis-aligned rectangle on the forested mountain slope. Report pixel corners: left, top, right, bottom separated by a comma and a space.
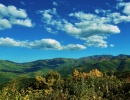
0, 54, 130, 82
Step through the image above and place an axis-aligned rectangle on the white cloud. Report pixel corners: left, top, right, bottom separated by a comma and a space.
58, 11, 119, 36
39, 8, 65, 33
41, 10, 120, 37
40, 8, 57, 16
85, 35, 108, 48
63, 23, 81, 35
0, 38, 62, 50
28, 39, 62, 50
39, 2, 130, 48
116, 2, 125, 9
0, 4, 27, 18
113, 2, 130, 24
0, 37, 26, 47
122, 3, 130, 15
43, 13, 52, 20
53, 2, 58, 6
63, 12, 120, 48
46, 27, 57, 34
75, 21, 120, 35
0, 37, 85, 51
95, 9, 111, 15
110, 44, 114, 47
107, 12, 130, 24
63, 44, 86, 50
46, 27, 53, 33
69, 12, 97, 21
39, 9, 121, 48
0, 19, 12, 30
40, 8, 57, 20
0, 3, 33, 30
114, 15, 130, 24
8, 6, 27, 18
70, 11, 112, 24
10, 19, 33, 27
117, 2, 130, 15
39, 8, 58, 26
40, 9, 110, 49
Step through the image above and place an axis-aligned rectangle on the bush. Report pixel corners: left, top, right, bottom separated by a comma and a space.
0, 70, 129, 100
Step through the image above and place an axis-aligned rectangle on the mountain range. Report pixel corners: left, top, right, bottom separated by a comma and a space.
0, 54, 130, 82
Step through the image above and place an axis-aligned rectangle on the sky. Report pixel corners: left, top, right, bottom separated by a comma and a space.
0, 0, 130, 62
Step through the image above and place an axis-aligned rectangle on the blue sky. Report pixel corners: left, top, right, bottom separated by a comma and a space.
0, 0, 130, 62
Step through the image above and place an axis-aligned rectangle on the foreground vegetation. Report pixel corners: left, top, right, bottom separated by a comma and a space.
0, 69, 130, 100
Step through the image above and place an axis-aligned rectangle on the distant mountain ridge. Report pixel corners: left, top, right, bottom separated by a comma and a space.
0, 54, 130, 82
0, 54, 130, 70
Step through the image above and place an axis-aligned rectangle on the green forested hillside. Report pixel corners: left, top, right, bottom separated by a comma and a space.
0, 55, 130, 99
0, 54, 130, 82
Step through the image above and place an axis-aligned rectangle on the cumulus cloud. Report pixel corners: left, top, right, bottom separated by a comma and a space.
39, 8, 59, 26
69, 12, 97, 21
116, 2, 130, 16
28, 39, 62, 50
10, 19, 33, 27
40, 8, 57, 21
0, 37, 62, 50
95, 9, 111, 15
45, 27, 57, 34
63, 23, 81, 35
120, 2, 130, 15
53, 2, 58, 6
68, 20, 120, 36
110, 2, 130, 24
0, 37, 85, 50
0, 4, 27, 18
108, 12, 130, 24
0, 37, 26, 47
0, 3, 34, 30
40, 8, 57, 18
40, 10, 118, 48
40, 9, 120, 48
63, 12, 120, 48
39, 8, 66, 33
85, 35, 107, 48
0, 19, 12, 30
63, 44, 86, 50
39, 2, 130, 48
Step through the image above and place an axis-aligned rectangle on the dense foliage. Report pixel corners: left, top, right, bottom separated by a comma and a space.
0, 69, 130, 100
1, 54, 130, 83
0, 55, 130, 99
